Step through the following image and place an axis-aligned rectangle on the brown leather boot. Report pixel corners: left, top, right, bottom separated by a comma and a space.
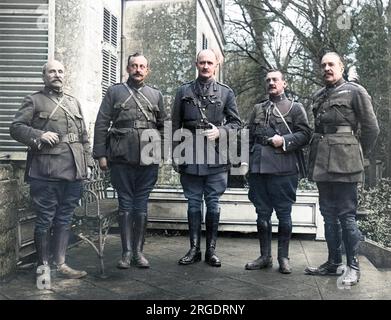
131, 212, 150, 268
53, 225, 87, 279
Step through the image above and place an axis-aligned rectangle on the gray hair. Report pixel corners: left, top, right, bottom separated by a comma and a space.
42, 62, 48, 75
196, 49, 219, 63
322, 52, 345, 66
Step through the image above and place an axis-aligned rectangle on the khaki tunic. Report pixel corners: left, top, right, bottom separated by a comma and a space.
308, 79, 379, 182
10, 87, 93, 181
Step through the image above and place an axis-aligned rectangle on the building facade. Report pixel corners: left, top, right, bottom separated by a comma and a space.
0, 0, 225, 278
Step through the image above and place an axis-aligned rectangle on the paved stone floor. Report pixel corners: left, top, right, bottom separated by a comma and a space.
1, 232, 391, 301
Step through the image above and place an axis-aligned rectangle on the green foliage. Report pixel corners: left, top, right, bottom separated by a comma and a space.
298, 178, 317, 191
358, 178, 391, 247
225, 0, 391, 177
355, 2, 391, 169
156, 163, 181, 188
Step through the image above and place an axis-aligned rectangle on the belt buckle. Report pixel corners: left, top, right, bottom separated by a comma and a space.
134, 120, 142, 128
68, 133, 77, 143
257, 136, 269, 145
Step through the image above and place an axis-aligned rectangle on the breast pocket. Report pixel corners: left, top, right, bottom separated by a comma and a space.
212, 99, 224, 122
38, 111, 59, 121
182, 99, 198, 120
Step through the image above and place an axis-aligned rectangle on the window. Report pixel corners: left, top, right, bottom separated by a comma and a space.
202, 34, 208, 50
102, 8, 119, 98
0, 0, 51, 160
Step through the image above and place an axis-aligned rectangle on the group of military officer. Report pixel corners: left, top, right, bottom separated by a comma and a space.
10, 49, 379, 289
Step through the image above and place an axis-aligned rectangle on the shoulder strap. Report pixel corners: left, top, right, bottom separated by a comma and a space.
190, 83, 211, 124
332, 104, 355, 127
123, 83, 151, 121
273, 100, 294, 134
39, 96, 65, 130
263, 100, 273, 126
44, 95, 76, 121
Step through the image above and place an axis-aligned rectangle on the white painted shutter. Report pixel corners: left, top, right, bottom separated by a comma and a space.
102, 8, 118, 98
0, 0, 51, 160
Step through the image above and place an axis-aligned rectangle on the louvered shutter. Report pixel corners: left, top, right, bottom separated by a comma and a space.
102, 8, 118, 98
0, 0, 51, 160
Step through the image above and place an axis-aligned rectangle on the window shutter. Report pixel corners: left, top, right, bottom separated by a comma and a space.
101, 8, 118, 98
0, 0, 50, 160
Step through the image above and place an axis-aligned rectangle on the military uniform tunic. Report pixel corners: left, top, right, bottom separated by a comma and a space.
93, 81, 167, 165
308, 78, 380, 182
248, 96, 312, 175
171, 79, 242, 175
93, 79, 168, 215
10, 87, 92, 181
247, 94, 312, 228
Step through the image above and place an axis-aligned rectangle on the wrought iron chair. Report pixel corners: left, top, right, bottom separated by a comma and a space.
73, 161, 118, 278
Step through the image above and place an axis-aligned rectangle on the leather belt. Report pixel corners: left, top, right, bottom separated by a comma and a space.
61, 132, 81, 143
184, 120, 220, 130
115, 120, 156, 129
315, 125, 353, 134
254, 136, 272, 145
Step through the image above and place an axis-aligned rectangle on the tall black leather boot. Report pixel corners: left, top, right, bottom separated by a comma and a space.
341, 220, 361, 285
245, 219, 273, 270
178, 209, 202, 265
53, 225, 87, 279
277, 222, 292, 274
131, 212, 150, 268
325, 222, 343, 265
205, 210, 221, 267
117, 211, 132, 269
305, 222, 344, 276
35, 230, 51, 266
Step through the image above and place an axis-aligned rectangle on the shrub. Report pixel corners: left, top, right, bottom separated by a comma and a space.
358, 178, 391, 248
298, 178, 317, 191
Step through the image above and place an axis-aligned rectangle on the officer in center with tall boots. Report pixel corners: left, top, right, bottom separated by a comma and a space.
172, 49, 242, 267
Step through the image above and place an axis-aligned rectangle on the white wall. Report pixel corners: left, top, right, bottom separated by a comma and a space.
196, 0, 225, 81
55, 0, 121, 139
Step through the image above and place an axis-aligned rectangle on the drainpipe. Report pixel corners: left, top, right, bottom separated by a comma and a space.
120, 0, 126, 81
